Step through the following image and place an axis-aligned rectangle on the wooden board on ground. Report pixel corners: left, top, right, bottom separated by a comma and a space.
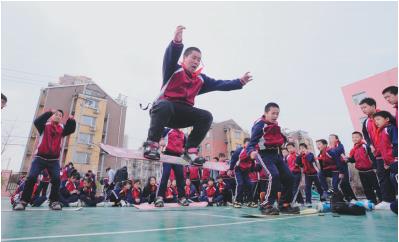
241, 208, 318, 218
3, 207, 83, 212
133, 202, 208, 211
100, 143, 189, 166
101, 143, 228, 171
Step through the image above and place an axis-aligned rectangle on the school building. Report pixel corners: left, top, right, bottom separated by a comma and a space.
19, 75, 127, 177
341, 67, 397, 132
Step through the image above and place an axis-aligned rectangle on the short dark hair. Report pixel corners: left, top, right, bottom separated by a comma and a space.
56, 109, 64, 116
299, 143, 307, 149
208, 178, 215, 182
359, 97, 376, 107
218, 153, 225, 158
329, 134, 339, 140
243, 138, 250, 143
216, 175, 223, 180
352, 131, 363, 137
382, 86, 398, 95
316, 139, 328, 145
183, 47, 201, 57
213, 157, 219, 161
373, 111, 396, 125
286, 142, 295, 148
1, 93, 7, 102
133, 179, 140, 184
264, 102, 279, 113
105, 167, 110, 172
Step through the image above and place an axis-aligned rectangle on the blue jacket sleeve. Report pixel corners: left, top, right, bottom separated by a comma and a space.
34, 111, 53, 135
307, 153, 316, 165
247, 121, 264, 156
327, 143, 345, 173
162, 128, 170, 138
198, 73, 243, 95
162, 41, 184, 86
229, 147, 242, 170
388, 126, 398, 158
362, 119, 372, 145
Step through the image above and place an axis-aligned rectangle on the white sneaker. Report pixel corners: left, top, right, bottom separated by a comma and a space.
96, 202, 105, 207
375, 201, 391, 210
305, 203, 312, 208
68, 202, 79, 207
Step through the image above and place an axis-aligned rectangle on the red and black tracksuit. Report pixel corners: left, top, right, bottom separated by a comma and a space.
347, 142, 382, 204
147, 40, 245, 150
230, 146, 254, 203
21, 111, 76, 204
286, 152, 304, 204
156, 128, 186, 200
246, 116, 293, 207
296, 152, 323, 204
60, 179, 79, 206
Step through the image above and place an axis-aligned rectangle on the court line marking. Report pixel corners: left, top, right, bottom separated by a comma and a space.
2, 214, 318, 241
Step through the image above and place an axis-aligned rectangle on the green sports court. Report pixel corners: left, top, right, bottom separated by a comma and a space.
1, 199, 397, 242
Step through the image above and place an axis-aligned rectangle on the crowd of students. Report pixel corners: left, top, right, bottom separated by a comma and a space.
10, 85, 397, 215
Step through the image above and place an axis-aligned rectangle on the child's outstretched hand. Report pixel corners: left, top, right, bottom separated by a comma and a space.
173, 25, 186, 43
240, 72, 253, 85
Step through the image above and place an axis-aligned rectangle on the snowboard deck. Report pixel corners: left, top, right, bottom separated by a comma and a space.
241, 208, 318, 218
133, 202, 208, 211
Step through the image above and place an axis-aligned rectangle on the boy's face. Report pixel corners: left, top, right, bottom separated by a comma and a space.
182, 51, 202, 74
134, 182, 140, 189
316, 142, 326, 151
383, 92, 398, 105
287, 145, 296, 153
70, 177, 76, 183
150, 178, 156, 186
208, 180, 214, 186
282, 149, 289, 157
84, 180, 91, 187
352, 134, 362, 144
126, 183, 132, 189
264, 107, 280, 123
52, 111, 63, 123
186, 179, 191, 185
328, 136, 338, 146
360, 104, 376, 116
299, 146, 307, 154
374, 116, 388, 128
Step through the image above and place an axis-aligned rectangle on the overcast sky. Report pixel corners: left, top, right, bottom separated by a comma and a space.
1, 1, 397, 171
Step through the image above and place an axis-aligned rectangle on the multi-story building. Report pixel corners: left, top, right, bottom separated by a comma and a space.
283, 129, 316, 153
20, 75, 127, 177
341, 67, 397, 131
195, 119, 250, 161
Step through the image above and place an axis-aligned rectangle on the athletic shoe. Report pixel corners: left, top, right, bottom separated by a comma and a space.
183, 148, 206, 166
178, 198, 189, 206
50, 201, 62, 210
305, 203, 312, 208
280, 205, 300, 214
69, 201, 79, 207
143, 141, 160, 160
13, 201, 27, 211
249, 202, 258, 208
375, 201, 392, 210
260, 205, 280, 215
233, 202, 242, 208
96, 202, 105, 207
154, 197, 164, 207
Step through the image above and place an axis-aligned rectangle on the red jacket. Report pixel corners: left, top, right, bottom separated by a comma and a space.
348, 142, 374, 171
205, 185, 217, 198
375, 124, 398, 166
34, 111, 76, 159
237, 148, 255, 171
249, 171, 258, 182
300, 152, 317, 175
317, 149, 337, 171
202, 168, 210, 180
286, 152, 300, 174
218, 159, 230, 178
187, 166, 200, 180
132, 188, 141, 200
163, 128, 185, 156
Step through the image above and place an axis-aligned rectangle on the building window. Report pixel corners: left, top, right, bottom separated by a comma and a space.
352, 92, 367, 105
78, 132, 93, 144
84, 98, 98, 109
81, 115, 96, 127
234, 130, 241, 139
205, 143, 211, 151
74, 152, 91, 164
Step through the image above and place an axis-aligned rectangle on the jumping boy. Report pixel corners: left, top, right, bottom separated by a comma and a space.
246, 102, 299, 215
143, 25, 252, 165
14, 109, 76, 210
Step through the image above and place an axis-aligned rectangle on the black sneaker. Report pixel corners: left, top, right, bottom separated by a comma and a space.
260, 205, 280, 215
178, 198, 189, 206
50, 201, 62, 210
143, 141, 160, 160
279, 205, 300, 214
183, 148, 206, 166
154, 197, 164, 207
